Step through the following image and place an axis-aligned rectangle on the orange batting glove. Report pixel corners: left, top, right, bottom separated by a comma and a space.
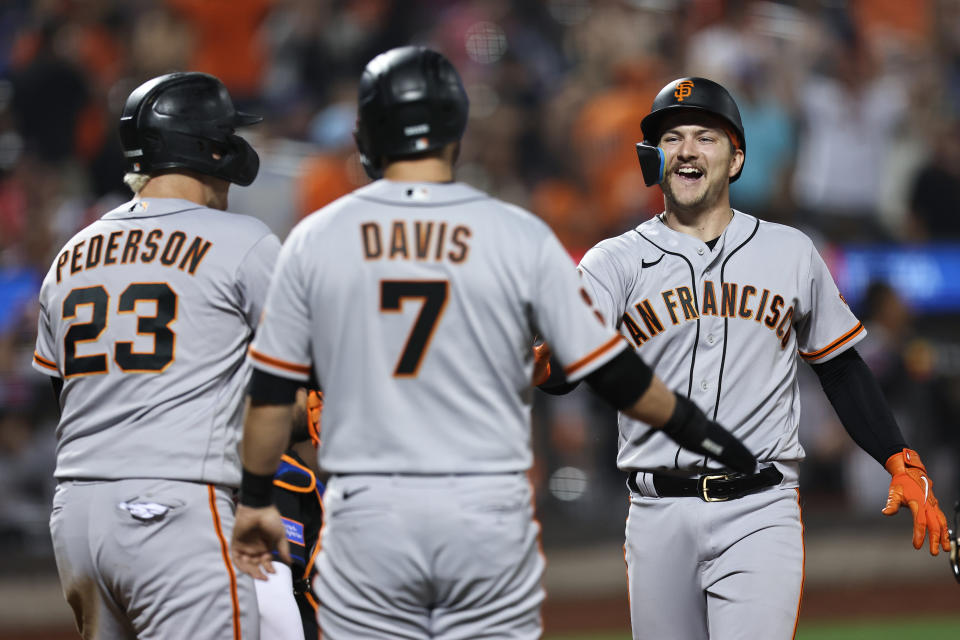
882, 448, 951, 555
532, 342, 552, 387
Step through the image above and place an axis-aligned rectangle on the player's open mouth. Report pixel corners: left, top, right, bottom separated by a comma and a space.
675, 166, 704, 182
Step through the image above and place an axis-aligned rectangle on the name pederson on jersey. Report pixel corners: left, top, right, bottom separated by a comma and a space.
33, 198, 280, 485
579, 211, 865, 472
249, 180, 625, 474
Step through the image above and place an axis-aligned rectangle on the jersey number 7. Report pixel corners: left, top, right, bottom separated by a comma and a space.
380, 280, 448, 377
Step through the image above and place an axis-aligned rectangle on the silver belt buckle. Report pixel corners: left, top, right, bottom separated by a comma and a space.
698, 474, 730, 502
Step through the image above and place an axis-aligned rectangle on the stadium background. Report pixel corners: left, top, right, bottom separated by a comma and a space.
0, 0, 958, 637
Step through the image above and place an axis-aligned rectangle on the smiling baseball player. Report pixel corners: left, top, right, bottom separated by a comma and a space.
542, 76, 951, 640
32, 72, 278, 639
229, 49, 755, 640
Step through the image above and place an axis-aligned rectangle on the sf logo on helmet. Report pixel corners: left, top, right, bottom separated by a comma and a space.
674, 80, 695, 102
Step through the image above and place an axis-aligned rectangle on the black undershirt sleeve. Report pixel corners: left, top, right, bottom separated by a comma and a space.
810, 348, 907, 464
583, 348, 654, 410
50, 377, 63, 412
248, 369, 301, 406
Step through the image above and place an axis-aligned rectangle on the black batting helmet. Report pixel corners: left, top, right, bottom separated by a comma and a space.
641, 77, 745, 182
119, 72, 262, 186
354, 46, 469, 180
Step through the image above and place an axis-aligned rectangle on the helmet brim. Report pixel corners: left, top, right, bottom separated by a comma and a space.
235, 111, 263, 127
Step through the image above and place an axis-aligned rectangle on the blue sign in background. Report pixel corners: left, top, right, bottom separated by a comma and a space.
826, 244, 960, 314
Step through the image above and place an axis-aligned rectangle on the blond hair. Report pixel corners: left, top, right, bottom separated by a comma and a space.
123, 172, 151, 195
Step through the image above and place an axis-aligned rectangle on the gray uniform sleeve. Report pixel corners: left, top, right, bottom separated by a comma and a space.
530, 232, 627, 383
795, 240, 865, 363
577, 244, 630, 332
248, 230, 313, 381
236, 233, 282, 330
31, 296, 60, 376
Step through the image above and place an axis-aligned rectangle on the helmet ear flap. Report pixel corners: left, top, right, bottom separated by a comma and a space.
218, 134, 260, 186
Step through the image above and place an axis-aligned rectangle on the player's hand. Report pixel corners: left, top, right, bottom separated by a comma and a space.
231, 504, 292, 580
532, 342, 552, 387
882, 448, 951, 555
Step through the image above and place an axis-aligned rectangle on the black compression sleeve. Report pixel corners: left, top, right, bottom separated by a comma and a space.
249, 369, 301, 406
810, 348, 907, 464
583, 348, 654, 410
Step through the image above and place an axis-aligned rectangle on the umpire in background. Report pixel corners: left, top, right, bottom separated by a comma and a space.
31, 72, 279, 638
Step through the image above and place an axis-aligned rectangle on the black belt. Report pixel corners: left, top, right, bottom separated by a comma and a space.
628, 466, 783, 502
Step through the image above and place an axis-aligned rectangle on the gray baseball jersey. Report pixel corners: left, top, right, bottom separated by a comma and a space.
249, 179, 624, 639
33, 197, 279, 486
33, 197, 278, 640
579, 210, 864, 473
579, 210, 863, 640
249, 180, 625, 474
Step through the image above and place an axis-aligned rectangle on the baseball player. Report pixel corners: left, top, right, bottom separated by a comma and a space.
541, 76, 951, 639
229, 47, 755, 640
256, 388, 325, 640
32, 72, 279, 639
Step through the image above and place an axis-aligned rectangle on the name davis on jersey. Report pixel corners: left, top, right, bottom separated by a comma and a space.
360, 220, 471, 263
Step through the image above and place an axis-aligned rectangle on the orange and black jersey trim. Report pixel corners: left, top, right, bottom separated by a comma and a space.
799, 322, 864, 362
564, 335, 627, 378
248, 347, 311, 377
33, 352, 59, 372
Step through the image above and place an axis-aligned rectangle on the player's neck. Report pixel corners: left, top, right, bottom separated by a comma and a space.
662, 202, 734, 242
138, 172, 229, 210
383, 157, 454, 183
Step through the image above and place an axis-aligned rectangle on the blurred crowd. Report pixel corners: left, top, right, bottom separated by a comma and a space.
1, 0, 959, 560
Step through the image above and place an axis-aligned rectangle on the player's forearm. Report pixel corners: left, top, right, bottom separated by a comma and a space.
242, 404, 294, 475
580, 347, 676, 426
243, 368, 304, 475
622, 375, 675, 426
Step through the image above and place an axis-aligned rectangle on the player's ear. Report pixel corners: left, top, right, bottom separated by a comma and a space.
728, 147, 744, 180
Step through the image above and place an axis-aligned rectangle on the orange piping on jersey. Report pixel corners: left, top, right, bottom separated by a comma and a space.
798, 322, 864, 361
791, 488, 805, 639
33, 352, 59, 371
304, 590, 322, 640
208, 485, 242, 640
563, 335, 626, 377
303, 534, 322, 581
248, 347, 311, 375
273, 454, 317, 493
305, 589, 320, 616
